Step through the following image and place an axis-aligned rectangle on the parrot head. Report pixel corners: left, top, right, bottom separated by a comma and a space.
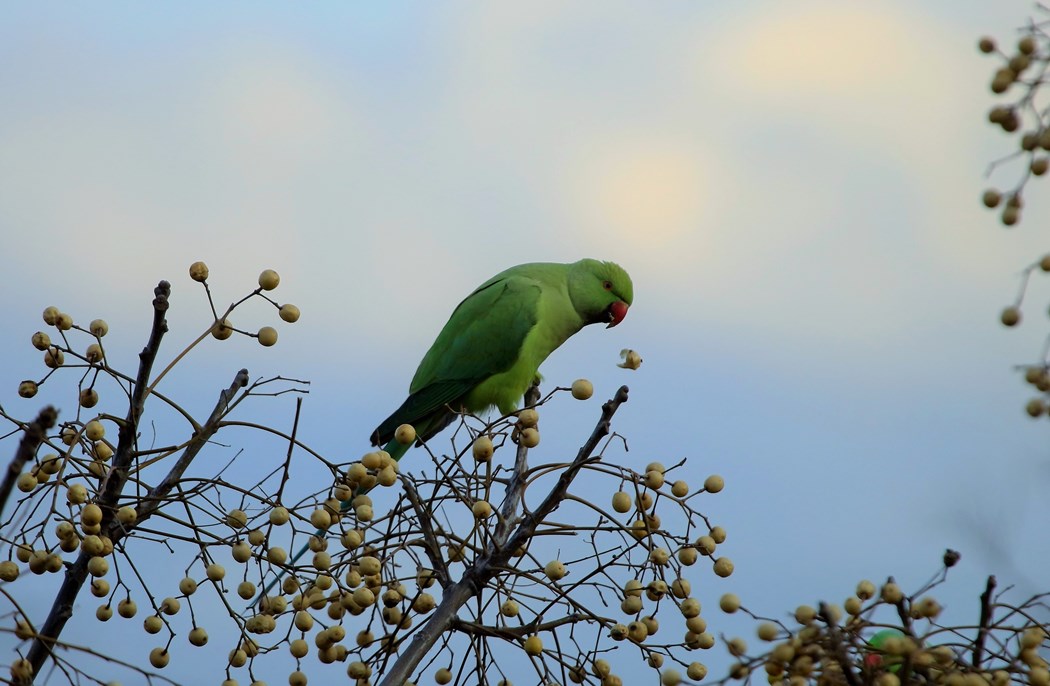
569, 259, 633, 328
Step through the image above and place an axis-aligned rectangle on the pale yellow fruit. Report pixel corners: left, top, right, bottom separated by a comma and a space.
16, 472, 37, 492
55, 313, 73, 330
671, 480, 689, 497
189, 261, 209, 282
44, 348, 64, 368
704, 475, 724, 493
719, 593, 740, 613
524, 635, 544, 656
436, 668, 453, 684
671, 578, 691, 598
661, 669, 682, 685
571, 379, 594, 400
247, 528, 265, 546
757, 622, 778, 641
149, 647, 170, 668
856, 579, 876, 600
269, 506, 290, 525
519, 427, 540, 448
1001, 307, 1021, 327
279, 303, 301, 323
267, 547, 287, 565
611, 491, 631, 513
645, 470, 664, 489
881, 582, 903, 604
628, 620, 648, 642
188, 627, 208, 646
709, 526, 726, 543
650, 548, 670, 566
713, 557, 734, 578
160, 597, 180, 615
795, 605, 816, 624
18, 380, 39, 398
679, 598, 701, 618
0, 561, 18, 582
206, 563, 225, 581
90, 319, 109, 337
473, 436, 494, 461
90, 579, 110, 597
237, 581, 257, 600
232, 542, 252, 563
544, 560, 567, 581
226, 509, 248, 529
257, 326, 278, 347
395, 423, 416, 445
501, 599, 520, 617
472, 500, 492, 518
116, 506, 137, 525
678, 547, 698, 565
86, 343, 104, 363
143, 614, 163, 633
212, 318, 234, 340
79, 388, 99, 407
179, 577, 198, 595
82, 503, 103, 526
42, 306, 60, 325
310, 508, 332, 529
96, 604, 113, 621
258, 269, 280, 291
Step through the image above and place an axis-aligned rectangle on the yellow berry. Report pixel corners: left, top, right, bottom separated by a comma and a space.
258, 269, 280, 290
117, 598, 138, 618
1002, 307, 1021, 327
89, 319, 109, 337
394, 423, 416, 445
519, 427, 540, 448
881, 582, 903, 604
704, 475, 724, 493
179, 577, 198, 595
501, 599, 520, 617
611, 491, 631, 513
226, 509, 248, 529
436, 667, 453, 684
795, 605, 816, 624
671, 480, 689, 497
713, 557, 734, 577
517, 408, 539, 427
189, 261, 209, 282
472, 500, 492, 518
188, 626, 208, 646
545, 560, 567, 581
143, 614, 163, 633
472, 436, 494, 462
257, 326, 278, 347
212, 318, 234, 340
571, 379, 594, 400
206, 563, 225, 581
267, 547, 287, 565
149, 647, 170, 668
524, 635, 543, 656
16, 472, 38, 492
269, 506, 290, 525
279, 304, 301, 323
678, 547, 698, 565
44, 347, 64, 368
31, 331, 51, 350
80, 388, 99, 407
720, 593, 740, 613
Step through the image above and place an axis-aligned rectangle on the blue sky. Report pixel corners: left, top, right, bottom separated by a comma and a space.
2, 2, 1050, 684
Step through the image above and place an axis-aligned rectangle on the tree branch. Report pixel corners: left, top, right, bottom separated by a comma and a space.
378, 386, 629, 686
23, 282, 170, 683
0, 406, 58, 517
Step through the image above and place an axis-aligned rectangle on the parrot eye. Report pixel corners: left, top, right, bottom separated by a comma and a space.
602, 280, 613, 291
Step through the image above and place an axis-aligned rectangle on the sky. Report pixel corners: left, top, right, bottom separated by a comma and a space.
2, 1, 1050, 684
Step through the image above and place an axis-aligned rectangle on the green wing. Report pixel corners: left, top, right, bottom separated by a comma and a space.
371, 273, 541, 445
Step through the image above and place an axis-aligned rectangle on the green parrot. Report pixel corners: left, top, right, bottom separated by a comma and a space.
370, 258, 634, 462
263, 259, 632, 599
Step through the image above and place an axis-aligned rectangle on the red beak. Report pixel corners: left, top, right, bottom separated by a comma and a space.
607, 301, 629, 328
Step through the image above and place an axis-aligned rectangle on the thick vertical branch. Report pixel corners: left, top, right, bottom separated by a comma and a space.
0, 406, 58, 517
379, 386, 629, 686
973, 575, 997, 668
21, 282, 170, 684
493, 382, 540, 546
